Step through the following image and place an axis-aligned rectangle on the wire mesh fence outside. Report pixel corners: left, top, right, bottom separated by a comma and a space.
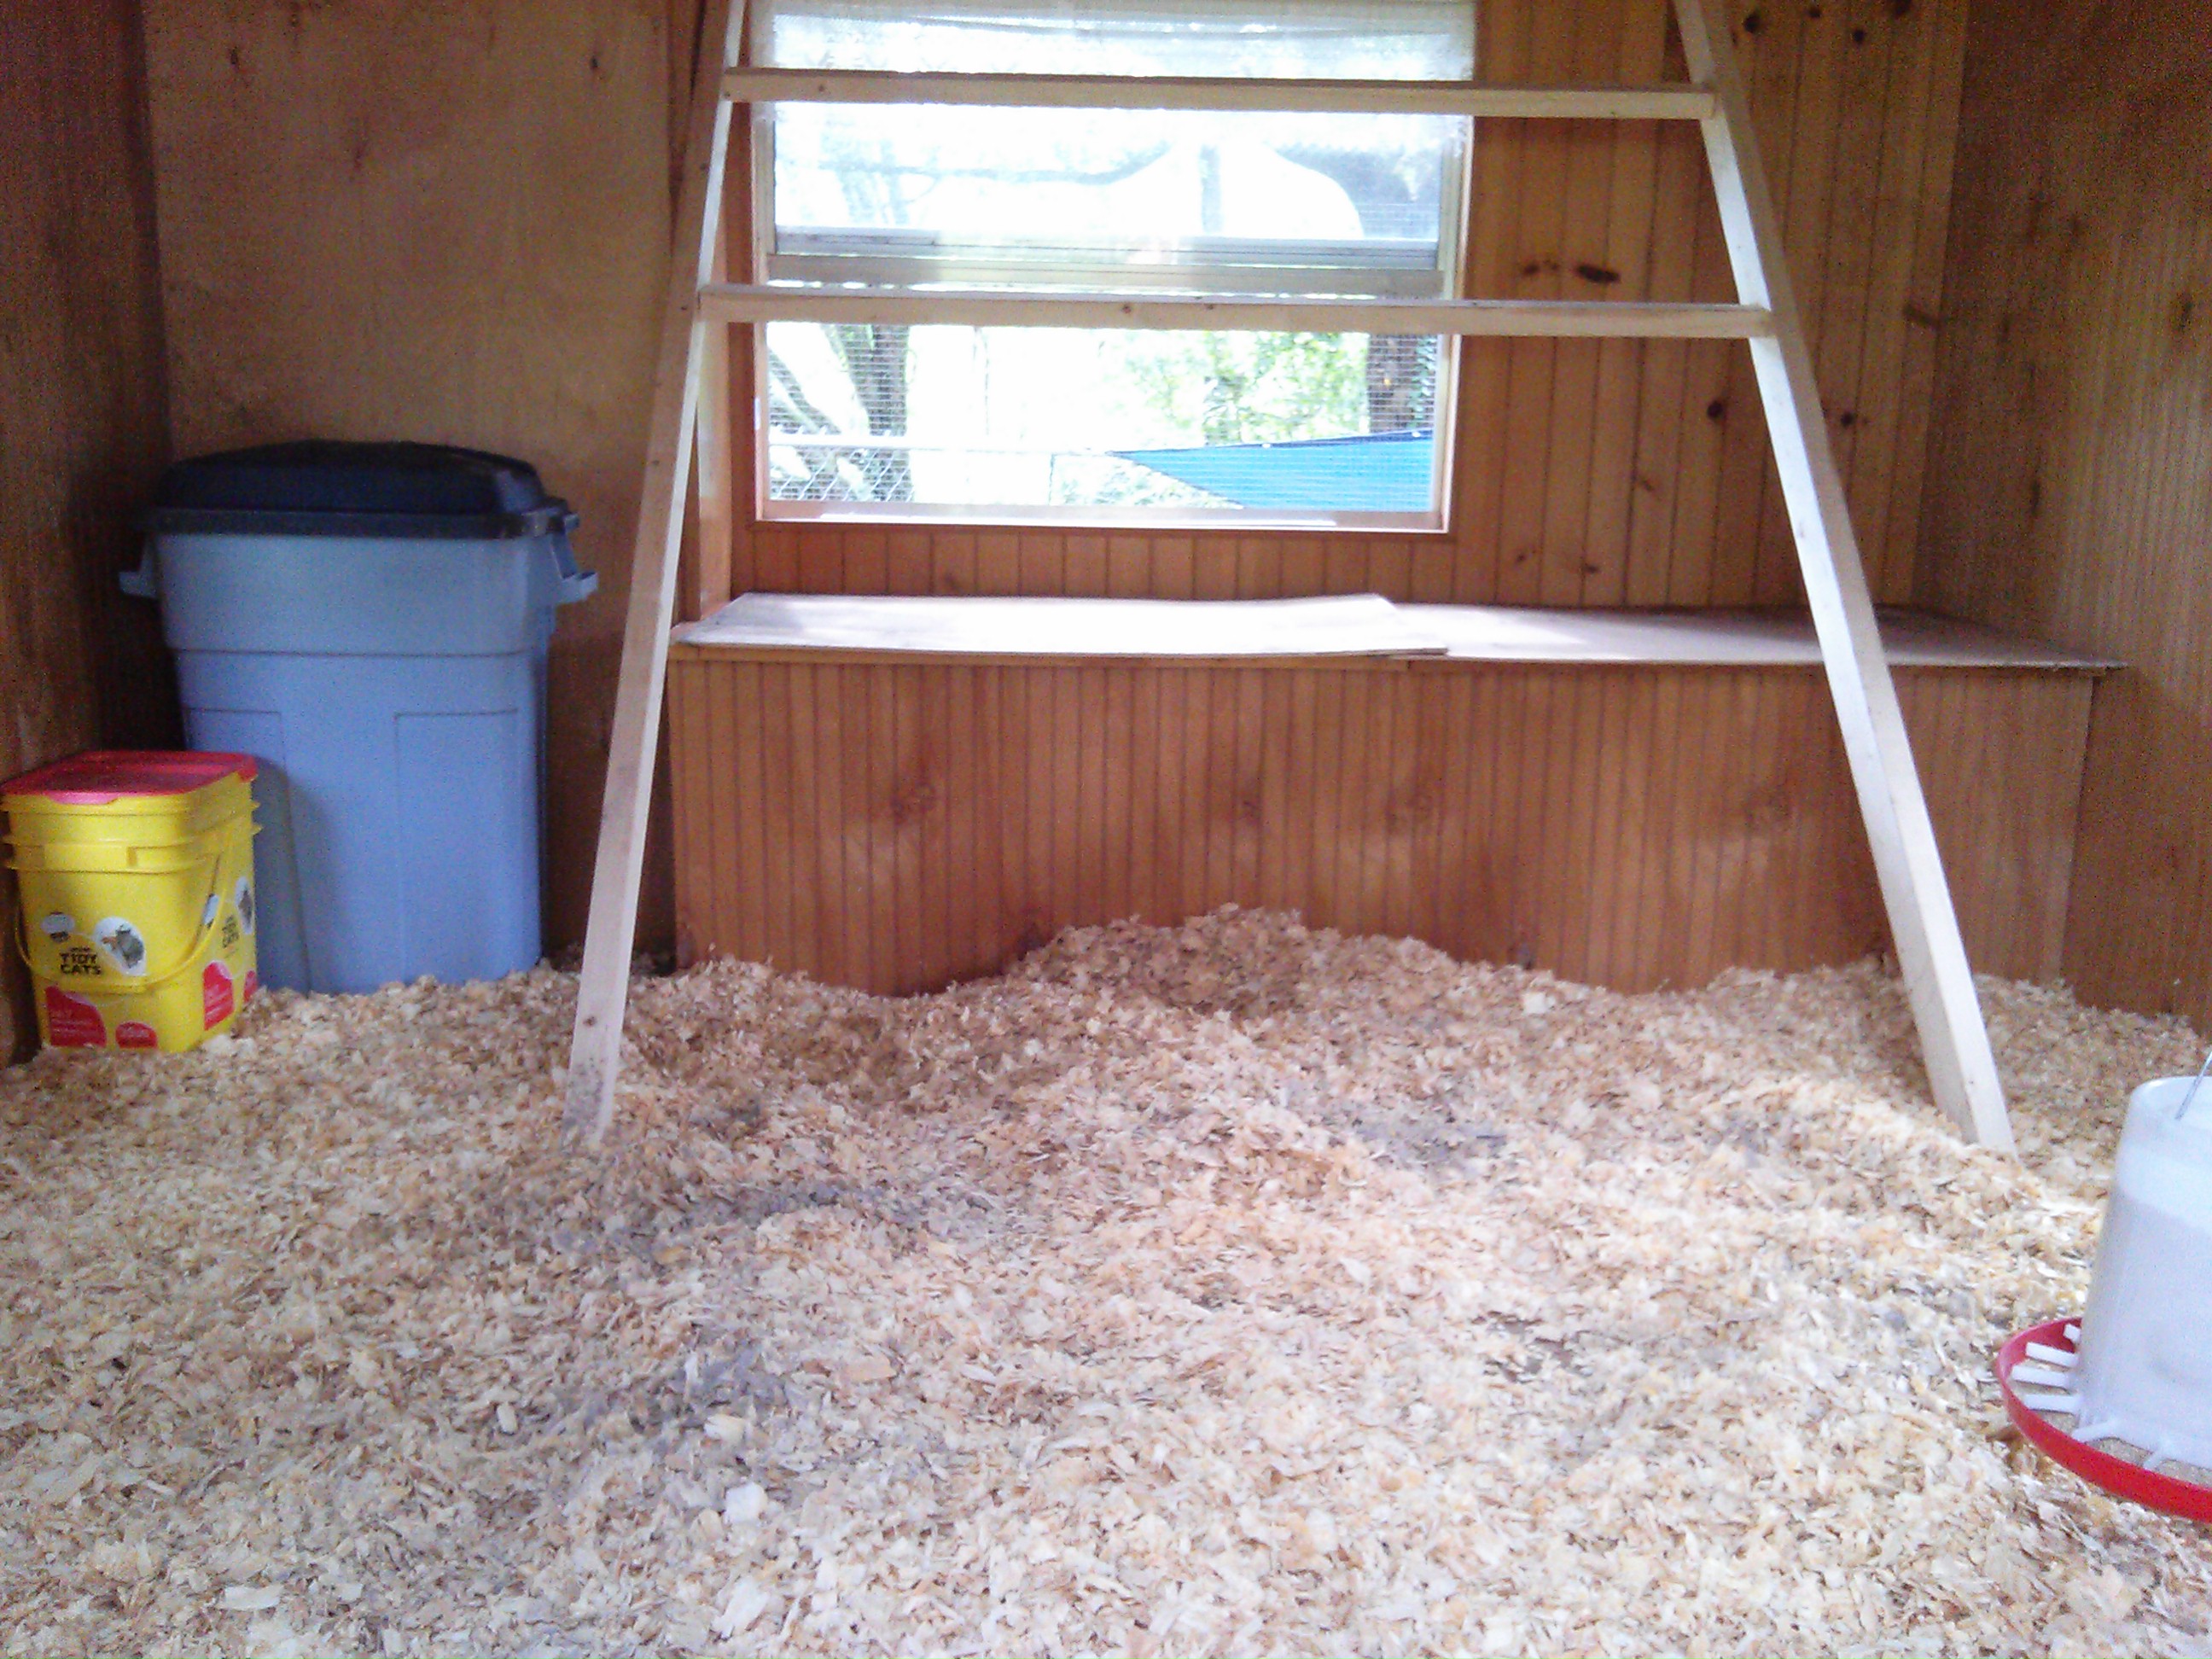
765, 323, 1443, 515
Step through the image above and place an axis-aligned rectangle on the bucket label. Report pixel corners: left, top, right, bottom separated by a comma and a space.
93, 917, 148, 977
243, 969, 259, 1004
202, 960, 235, 1029
44, 988, 106, 1048
116, 1021, 159, 1051
235, 878, 256, 935
38, 912, 73, 944
54, 940, 102, 978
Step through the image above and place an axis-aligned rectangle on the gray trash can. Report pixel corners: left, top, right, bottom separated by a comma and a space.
125, 441, 596, 993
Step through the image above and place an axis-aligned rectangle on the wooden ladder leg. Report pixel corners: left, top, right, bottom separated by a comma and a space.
1671, 0, 2014, 1151
564, 0, 745, 1144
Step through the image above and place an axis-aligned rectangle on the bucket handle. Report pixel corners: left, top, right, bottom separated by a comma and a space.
12, 866, 227, 994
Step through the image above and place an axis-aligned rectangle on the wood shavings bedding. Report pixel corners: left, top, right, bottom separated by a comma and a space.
0, 908, 2207, 1657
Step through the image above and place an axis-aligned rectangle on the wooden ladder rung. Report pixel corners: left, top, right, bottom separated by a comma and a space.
699, 283, 1775, 340
720, 67, 1719, 122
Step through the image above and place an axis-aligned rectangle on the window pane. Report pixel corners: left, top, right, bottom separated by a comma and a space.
771, 104, 1458, 292
757, 0, 1476, 80
765, 323, 1443, 520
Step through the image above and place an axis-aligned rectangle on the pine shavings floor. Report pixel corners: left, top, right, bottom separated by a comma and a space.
3, 909, 2209, 1658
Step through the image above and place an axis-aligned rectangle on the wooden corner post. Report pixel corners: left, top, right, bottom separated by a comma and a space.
564, 0, 744, 1144
1671, 0, 2015, 1151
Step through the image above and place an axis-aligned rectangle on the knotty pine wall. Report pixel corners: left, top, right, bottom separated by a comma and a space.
669, 653, 2095, 994
0, 2, 177, 1057
115, 0, 1976, 956
1918, 0, 2212, 1029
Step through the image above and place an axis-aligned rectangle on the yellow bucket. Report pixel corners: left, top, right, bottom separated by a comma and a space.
3, 751, 260, 1052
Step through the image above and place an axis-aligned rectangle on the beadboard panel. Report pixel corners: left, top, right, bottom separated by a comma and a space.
670, 652, 2092, 994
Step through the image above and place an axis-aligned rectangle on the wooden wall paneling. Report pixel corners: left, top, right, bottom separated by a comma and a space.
1844, 0, 1932, 578
1553, 669, 1603, 970
1789, 673, 1847, 967
934, 529, 978, 597
987, 666, 1022, 958
855, 663, 890, 988
1607, 671, 1662, 977
761, 659, 796, 972
1404, 670, 1447, 946
1622, 116, 1708, 606
1746, 667, 1797, 969
1429, 672, 1472, 959
1364, 538, 1405, 603
669, 653, 2097, 996
1272, 535, 1319, 605
1695, 672, 1747, 979
1831, 0, 1919, 597
1122, 664, 1158, 923
882, 662, 918, 990
1346, 667, 1392, 937
1702, 6, 1794, 609
1298, 667, 1342, 932
1872, 0, 1959, 604
0, 0, 177, 1058
1748, 0, 1838, 606
785, 524, 832, 594
880, 527, 927, 595
1670, 671, 1725, 980
752, 521, 798, 592
1407, 533, 1455, 603
1535, 9, 1627, 606
1494, 3, 1574, 608
1149, 534, 1196, 600
670, 642, 707, 962
1882, 0, 1970, 590
1007, 531, 1054, 597
1577, 4, 1665, 606
1103, 534, 1144, 599
1190, 666, 1226, 915
1140, 666, 1178, 924
1782, 0, 1877, 604
1073, 660, 1103, 933
942, 661, 981, 981
1055, 533, 1101, 597
976, 530, 1020, 596
1917, 0, 2212, 1025
806, 657, 847, 986
830, 665, 868, 984
789, 661, 829, 975
1381, 668, 1420, 940
924, 665, 961, 990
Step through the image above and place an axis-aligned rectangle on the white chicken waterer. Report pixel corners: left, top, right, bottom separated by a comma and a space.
1996, 1073, 2212, 1518
2063, 1076, 2212, 1470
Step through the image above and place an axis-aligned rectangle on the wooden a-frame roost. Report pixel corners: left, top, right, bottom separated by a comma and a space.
562, 0, 2018, 1155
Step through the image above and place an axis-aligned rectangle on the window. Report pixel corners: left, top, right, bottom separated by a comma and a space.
749, 0, 1476, 527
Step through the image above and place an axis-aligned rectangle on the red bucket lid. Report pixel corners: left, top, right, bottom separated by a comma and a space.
1, 749, 257, 806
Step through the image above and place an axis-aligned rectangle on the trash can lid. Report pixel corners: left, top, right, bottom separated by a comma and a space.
146, 441, 578, 539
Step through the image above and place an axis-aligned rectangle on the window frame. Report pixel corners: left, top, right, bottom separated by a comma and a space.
743, 93, 1474, 533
